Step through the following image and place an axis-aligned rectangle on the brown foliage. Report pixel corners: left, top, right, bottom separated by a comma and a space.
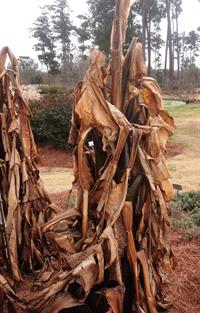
0, 1, 176, 312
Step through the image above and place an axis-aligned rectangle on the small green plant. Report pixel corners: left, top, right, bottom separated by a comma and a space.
170, 192, 200, 237
63, 195, 76, 210
191, 212, 200, 226
170, 191, 200, 212
186, 230, 194, 241
171, 216, 194, 229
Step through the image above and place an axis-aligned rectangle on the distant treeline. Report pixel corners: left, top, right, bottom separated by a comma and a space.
19, 0, 200, 86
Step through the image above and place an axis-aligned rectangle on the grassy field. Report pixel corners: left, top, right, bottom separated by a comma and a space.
164, 101, 200, 191
39, 101, 200, 193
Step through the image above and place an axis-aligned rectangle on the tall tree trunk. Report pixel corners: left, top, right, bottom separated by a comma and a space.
176, 11, 180, 79
147, 19, 151, 75
141, 0, 147, 59
166, 0, 174, 80
171, 6, 175, 69
62, 45, 68, 82
164, 28, 169, 80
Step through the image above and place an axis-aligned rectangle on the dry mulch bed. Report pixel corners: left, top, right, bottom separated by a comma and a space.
164, 229, 200, 313
37, 145, 73, 168
50, 190, 72, 209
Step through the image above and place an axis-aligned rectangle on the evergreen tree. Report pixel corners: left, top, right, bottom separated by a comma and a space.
186, 30, 200, 66
31, 10, 60, 74
76, 15, 91, 59
49, 0, 73, 79
151, 32, 164, 70
88, 0, 142, 56
87, 0, 115, 55
125, 4, 142, 51
137, 0, 165, 75
164, 0, 174, 80
18, 56, 38, 71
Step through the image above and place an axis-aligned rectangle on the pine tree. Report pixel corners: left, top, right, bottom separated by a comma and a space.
151, 32, 164, 70
31, 10, 60, 75
49, 0, 73, 79
137, 0, 165, 75
125, 5, 142, 52
76, 15, 91, 59
87, 0, 115, 55
88, 0, 142, 56
186, 30, 200, 67
171, 0, 182, 78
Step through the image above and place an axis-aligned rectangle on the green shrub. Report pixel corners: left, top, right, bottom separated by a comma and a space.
171, 216, 194, 229
170, 192, 200, 233
30, 92, 73, 149
170, 191, 200, 212
191, 212, 200, 226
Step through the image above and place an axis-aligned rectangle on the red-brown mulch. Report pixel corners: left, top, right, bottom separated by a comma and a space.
165, 142, 184, 159
37, 145, 73, 168
50, 190, 72, 209
163, 228, 200, 313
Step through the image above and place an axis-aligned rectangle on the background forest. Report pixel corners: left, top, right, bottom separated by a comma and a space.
19, 0, 200, 91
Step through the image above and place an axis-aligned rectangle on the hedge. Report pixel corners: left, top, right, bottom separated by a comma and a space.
29, 87, 73, 149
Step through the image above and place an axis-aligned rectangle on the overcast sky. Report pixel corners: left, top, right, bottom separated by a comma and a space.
0, 0, 200, 64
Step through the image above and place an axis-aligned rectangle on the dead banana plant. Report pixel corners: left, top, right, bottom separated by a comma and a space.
0, 1, 176, 312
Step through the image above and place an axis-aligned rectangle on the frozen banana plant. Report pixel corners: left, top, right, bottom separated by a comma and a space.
0, 1, 176, 312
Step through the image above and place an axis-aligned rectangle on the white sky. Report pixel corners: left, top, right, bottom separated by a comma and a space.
0, 0, 200, 64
